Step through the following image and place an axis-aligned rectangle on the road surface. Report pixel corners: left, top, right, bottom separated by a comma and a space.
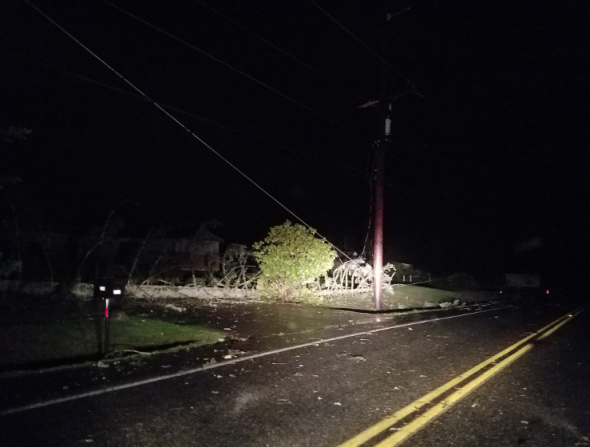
1, 299, 588, 446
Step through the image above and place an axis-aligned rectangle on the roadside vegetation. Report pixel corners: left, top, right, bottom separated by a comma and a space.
1, 186, 500, 369
252, 221, 336, 300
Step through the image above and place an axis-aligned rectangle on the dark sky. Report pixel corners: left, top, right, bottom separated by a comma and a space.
2, 0, 589, 280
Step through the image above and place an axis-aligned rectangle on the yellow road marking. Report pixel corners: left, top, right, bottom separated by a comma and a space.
375, 340, 535, 446
337, 307, 586, 447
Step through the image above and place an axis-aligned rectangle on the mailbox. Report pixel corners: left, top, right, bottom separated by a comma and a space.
94, 279, 125, 355
93, 279, 125, 301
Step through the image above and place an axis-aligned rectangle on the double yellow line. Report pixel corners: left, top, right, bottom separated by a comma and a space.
338, 306, 587, 447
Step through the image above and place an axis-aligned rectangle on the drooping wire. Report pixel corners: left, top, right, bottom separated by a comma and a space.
101, 0, 362, 136
24, 0, 356, 262
307, 0, 417, 89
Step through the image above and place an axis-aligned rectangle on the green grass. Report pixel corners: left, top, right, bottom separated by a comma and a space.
316, 285, 499, 310
0, 317, 225, 366
386, 285, 463, 307
109, 317, 224, 349
386, 285, 498, 308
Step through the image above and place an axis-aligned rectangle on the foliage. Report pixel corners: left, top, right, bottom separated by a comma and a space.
382, 263, 397, 287
252, 221, 336, 300
213, 243, 259, 289
330, 257, 372, 290
328, 258, 396, 290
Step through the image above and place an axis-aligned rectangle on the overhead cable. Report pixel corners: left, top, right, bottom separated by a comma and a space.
101, 0, 361, 136
24, 0, 355, 261
192, 0, 363, 101
2, 49, 363, 177
307, 0, 417, 89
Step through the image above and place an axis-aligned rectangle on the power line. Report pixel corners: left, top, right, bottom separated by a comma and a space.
23, 2, 525, 248
24, 0, 356, 261
307, 0, 417, 89
2, 50, 364, 178
192, 0, 363, 101
101, 0, 362, 137
103, 3, 472, 175
99, 4, 531, 191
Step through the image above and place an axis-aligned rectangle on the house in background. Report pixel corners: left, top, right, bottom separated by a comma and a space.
10, 227, 223, 282
114, 227, 223, 281
166, 227, 223, 272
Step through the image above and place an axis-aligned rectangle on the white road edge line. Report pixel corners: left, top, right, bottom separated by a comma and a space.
0, 306, 506, 416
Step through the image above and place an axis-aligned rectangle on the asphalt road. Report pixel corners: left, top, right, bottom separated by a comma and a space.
1, 299, 588, 447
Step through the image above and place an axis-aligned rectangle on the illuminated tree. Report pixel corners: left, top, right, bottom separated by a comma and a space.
252, 221, 336, 300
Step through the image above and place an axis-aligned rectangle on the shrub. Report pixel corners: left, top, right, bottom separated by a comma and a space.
252, 221, 336, 300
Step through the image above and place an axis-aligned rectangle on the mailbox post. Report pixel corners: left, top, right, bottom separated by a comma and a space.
94, 279, 124, 355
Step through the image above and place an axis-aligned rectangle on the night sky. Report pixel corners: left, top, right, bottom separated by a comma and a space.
2, 1, 589, 282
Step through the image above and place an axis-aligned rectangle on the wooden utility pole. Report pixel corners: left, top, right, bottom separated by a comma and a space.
360, 11, 414, 310
373, 104, 391, 311
373, 142, 385, 310
372, 11, 394, 311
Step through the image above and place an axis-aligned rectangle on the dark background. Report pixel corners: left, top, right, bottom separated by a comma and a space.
1, 0, 589, 283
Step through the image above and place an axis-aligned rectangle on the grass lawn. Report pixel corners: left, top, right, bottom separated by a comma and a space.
0, 317, 226, 367
317, 285, 500, 310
